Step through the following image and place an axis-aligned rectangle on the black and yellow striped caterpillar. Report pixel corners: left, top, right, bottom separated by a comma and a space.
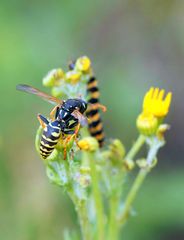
86, 76, 105, 147
68, 59, 105, 147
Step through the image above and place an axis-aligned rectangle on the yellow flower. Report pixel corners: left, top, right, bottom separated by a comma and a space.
43, 69, 64, 87
65, 70, 81, 84
137, 87, 172, 136
75, 56, 91, 72
143, 87, 172, 117
78, 137, 99, 152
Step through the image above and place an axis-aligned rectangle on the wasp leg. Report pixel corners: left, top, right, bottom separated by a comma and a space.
62, 125, 81, 160
65, 124, 81, 143
50, 105, 60, 120
73, 124, 81, 148
37, 114, 49, 129
63, 141, 68, 160
63, 135, 73, 160
64, 124, 81, 150
63, 130, 75, 135
63, 148, 67, 160
74, 123, 81, 136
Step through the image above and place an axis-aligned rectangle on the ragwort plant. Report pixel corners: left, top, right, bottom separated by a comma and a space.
23, 56, 172, 240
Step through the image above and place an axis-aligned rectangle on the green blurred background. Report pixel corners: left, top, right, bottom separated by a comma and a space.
0, 1, 184, 239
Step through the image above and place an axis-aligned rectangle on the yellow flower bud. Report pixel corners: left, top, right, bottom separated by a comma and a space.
109, 139, 126, 159
43, 69, 64, 87
78, 137, 99, 152
123, 159, 135, 171
75, 56, 91, 72
136, 112, 158, 136
65, 70, 81, 84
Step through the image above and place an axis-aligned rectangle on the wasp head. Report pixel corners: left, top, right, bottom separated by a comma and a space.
64, 99, 87, 113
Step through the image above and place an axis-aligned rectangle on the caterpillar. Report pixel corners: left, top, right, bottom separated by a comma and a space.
86, 76, 105, 147
68, 58, 105, 147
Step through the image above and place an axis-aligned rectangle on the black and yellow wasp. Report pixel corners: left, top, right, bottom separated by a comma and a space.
16, 84, 88, 159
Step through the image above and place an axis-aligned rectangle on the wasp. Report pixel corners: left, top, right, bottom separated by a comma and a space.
16, 84, 88, 159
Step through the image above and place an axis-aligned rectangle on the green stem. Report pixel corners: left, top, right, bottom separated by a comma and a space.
125, 135, 145, 161
68, 190, 91, 240
119, 167, 148, 225
106, 135, 146, 239
79, 202, 91, 240
107, 169, 125, 240
107, 193, 119, 240
89, 152, 105, 240
66, 158, 91, 240
119, 139, 161, 225
78, 201, 91, 240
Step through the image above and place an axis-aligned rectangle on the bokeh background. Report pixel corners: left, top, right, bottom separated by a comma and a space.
0, 1, 184, 239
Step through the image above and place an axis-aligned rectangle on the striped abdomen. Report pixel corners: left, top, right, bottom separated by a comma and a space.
40, 120, 61, 159
86, 77, 105, 147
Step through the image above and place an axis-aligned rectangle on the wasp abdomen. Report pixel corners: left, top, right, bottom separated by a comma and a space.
86, 77, 105, 147
40, 121, 61, 159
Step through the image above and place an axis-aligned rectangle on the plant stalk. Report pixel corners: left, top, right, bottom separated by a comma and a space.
68, 190, 92, 240
107, 193, 120, 240
125, 135, 145, 161
119, 167, 148, 225
89, 152, 105, 240
119, 139, 161, 225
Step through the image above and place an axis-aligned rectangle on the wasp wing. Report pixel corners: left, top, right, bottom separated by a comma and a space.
16, 84, 63, 105
71, 110, 88, 127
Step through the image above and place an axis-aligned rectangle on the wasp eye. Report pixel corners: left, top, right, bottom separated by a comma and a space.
69, 105, 74, 111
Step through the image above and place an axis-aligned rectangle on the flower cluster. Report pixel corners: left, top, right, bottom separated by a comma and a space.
33, 57, 172, 240
42, 56, 92, 100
